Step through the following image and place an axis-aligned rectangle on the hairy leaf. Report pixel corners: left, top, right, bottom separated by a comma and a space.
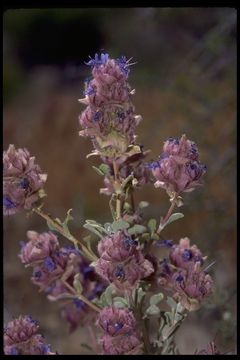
150, 293, 164, 306
128, 224, 147, 235
112, 219, 130, 232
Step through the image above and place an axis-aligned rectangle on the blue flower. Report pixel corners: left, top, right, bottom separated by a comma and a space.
43, 257, 56, 272
19, 240, 25, 249
115, 266, 125, 280
175, 274, 184, 282
94, 111, 101, 122
33, 270, 42, 279
84, 85, 95, 96
117, 111, 126, 122
123, 237, 138, 249
73, 298, 85, 310
27, 315, 39, 326
93, 283, 106, 296
19, 178, 29, 190
85, 53, 109, 67
10, 347, 18, 355
116, 55, 130, 76
167, 137, 179, 145
3, 196, 16, 209
146, 161, 160, 170
41, 344, 51, 355
156, 239, 173, 248
182, 249, 192, 261
114, 322, 123, 331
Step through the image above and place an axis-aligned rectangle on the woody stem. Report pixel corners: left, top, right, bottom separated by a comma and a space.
32, 207, 97, 262
62, 280, 101, 313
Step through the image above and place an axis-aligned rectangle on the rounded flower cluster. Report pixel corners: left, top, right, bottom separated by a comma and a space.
19, 231, 105, 331
3, 144, 47, 216
149, 135, 206, 195
4, 315, 55, 355
97, 307, 142, 355
79, 53, 142, 156
95, 231, 154, 291
158, 237, 213, 311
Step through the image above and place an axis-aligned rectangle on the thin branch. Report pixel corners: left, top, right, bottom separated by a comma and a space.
32, 207, 97, 262
62, 280, 101, 313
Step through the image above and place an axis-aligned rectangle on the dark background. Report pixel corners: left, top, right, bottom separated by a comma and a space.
3, 8, 236, 354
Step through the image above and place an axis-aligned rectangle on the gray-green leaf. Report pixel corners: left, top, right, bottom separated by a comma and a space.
112, 219, 130, 232
160, 213, 184, 231
146, 304, 160, 316
166, 296, 178, 309
148, 218, 157, 235
139, 201, 150, 209
83, 223, 103, 238
73, 274, 83, 294
113, 297, 129, 308
128, 224, 147, 235
150, 293, 164, 306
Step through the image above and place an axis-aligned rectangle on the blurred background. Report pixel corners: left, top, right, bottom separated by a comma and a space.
3, 8, 236, 354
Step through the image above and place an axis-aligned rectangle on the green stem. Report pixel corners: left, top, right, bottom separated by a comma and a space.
32, 207, 97, 262
112, 160, 122, 219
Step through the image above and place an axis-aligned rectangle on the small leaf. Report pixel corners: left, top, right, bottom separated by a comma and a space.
83, 224, 103, 238
166, 296, 178, 309
151, 233, 159, 241
166, 213, 184, 226
128, 225, 147, 235
73, 274, 83, 294
85, 220, 108, 234
146, 304, 160, 316
112, 219, 130, 232
150, 293, 164, 306
137, 287, 146, 305
148, 218, 157, 235
47, 221, 57, 232
104, 222, 113, 234
160, 213, 184, 231
113, 297, 129, 308
139, 201, 149, 209
104, 284, 116, 306
92, 165, 105, 176
99, 164, 109, 175
123, 202, 131, 210
62, 209, 74, 234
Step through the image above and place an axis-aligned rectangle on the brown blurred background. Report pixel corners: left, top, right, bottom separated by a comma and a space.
3, 8, 236, 354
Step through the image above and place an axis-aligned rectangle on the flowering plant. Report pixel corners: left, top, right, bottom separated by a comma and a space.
3, 53, 222, 355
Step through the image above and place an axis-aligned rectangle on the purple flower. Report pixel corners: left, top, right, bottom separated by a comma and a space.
151, 134, 206, 195
97, 307, 142, 354
19, 231, 59, 265
95, 231, 154, 291
4, 315, 56, 355
79, 54, 142, 156
3, 144, 47, 215
169, 237, 205, 270
85, 52, 109, 67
